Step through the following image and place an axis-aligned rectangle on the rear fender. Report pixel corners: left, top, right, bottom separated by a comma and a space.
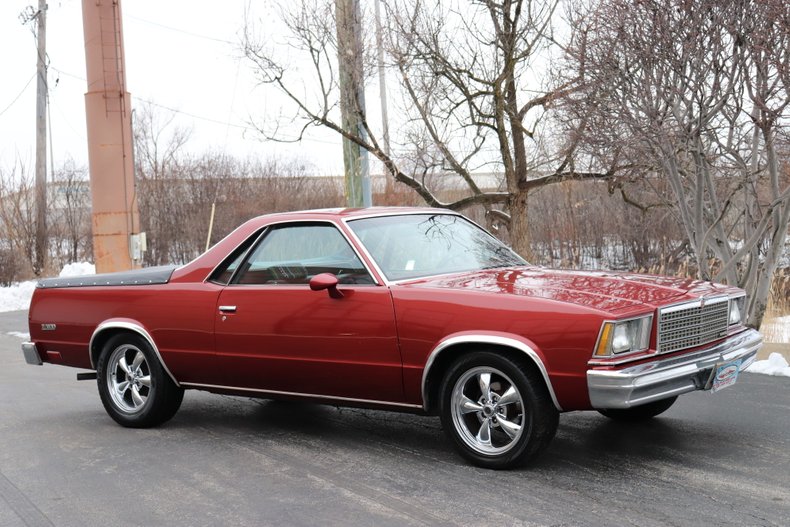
89, 319, 180, 386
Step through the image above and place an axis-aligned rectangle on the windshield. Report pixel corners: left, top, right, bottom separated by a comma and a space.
347, 214, 527, 281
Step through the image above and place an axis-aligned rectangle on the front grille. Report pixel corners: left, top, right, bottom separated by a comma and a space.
657, 297, 729, 354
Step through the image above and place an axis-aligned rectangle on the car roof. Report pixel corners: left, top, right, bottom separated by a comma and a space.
247, 206, 457, 226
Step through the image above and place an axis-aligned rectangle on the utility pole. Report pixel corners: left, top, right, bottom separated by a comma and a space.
373, 0, 393, 199
34, 0, 48, 275
336, 0, 371, 207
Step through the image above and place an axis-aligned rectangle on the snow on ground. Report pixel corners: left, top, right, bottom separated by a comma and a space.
6, 331, 30, 340
0, 262, 95, 313
745, 353, 790, 378
0, 281, 38, 313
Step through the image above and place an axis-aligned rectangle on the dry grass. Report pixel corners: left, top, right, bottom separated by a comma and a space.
761, 270, 790, 343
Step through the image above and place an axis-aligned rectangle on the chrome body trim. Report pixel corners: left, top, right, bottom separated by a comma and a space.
89, 321, 180, 387
180, 382, 423, 410
659, 294, 728, 314
420, 335, 562, 412
587, 328, 762, 409
22, 342, 43, 365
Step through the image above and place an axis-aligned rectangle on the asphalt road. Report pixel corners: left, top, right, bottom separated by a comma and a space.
1, 309, 789, 527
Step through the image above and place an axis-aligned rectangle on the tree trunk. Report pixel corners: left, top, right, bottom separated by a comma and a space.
508, 189, 532, 260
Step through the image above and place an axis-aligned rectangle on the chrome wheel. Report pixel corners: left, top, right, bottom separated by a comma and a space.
106, 344, 152, 414
450, 366, 525, 455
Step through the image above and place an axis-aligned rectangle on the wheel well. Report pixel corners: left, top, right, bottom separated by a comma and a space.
423, 343, 549, 415
90, 328, 143, 369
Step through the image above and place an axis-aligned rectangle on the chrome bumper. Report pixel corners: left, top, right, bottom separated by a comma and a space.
22, 342, 43, 366
587, 329, 762, 409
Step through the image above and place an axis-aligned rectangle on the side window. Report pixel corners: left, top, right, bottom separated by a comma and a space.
209, 229, 263, 285
234, 224, 374, 285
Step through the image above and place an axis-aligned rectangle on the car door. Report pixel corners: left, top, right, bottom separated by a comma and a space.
213, 221, 404, 403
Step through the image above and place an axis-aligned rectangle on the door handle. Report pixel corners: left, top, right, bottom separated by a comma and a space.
219, 305, 237, 313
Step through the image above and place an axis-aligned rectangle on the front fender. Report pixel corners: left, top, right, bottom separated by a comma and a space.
420, 331, 562, 412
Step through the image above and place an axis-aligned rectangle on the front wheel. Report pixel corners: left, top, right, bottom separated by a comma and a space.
597, 396, 677, 422
439, 352, 559, 469
96, 333, 184, 428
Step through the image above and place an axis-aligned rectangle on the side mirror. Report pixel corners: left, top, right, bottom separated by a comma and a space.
309, 273, 344, 299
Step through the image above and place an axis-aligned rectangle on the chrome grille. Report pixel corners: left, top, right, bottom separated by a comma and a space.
658, 297, 729, 354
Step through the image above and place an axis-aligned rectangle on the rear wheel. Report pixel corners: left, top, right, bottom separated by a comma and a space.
597, 396, 677, 422
96, 333, 183, 428
439, 352, 559, 469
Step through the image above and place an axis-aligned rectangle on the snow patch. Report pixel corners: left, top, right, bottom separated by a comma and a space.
59, 262, 96, 278
0, 281, 37, 313
0, 262, 95, 313
745, 353, 790, 378
7, 331, 30, 340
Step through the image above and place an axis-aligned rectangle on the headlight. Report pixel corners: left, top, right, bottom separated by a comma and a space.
594, 315, 653, 357
729, 295, 746, 326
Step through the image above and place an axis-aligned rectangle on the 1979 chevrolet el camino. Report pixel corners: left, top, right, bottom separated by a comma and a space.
22, 208, 762, 468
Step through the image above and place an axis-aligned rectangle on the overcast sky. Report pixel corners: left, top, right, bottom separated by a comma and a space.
0, 0, 350, 176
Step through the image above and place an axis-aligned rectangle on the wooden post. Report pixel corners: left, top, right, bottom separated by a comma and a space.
34, 0, 48, 275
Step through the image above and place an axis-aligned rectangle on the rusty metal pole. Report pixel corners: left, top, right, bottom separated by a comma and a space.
82, 0, 139, 273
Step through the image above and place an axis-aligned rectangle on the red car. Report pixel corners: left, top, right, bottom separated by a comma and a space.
22, 208, 762, 468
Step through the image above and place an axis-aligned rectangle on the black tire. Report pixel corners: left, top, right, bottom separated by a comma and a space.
96, 333, 184, 428
439, 352, 559, 470
597, 396, 677, 422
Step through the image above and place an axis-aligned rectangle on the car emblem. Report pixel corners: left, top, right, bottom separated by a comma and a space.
41, 323, 56, 331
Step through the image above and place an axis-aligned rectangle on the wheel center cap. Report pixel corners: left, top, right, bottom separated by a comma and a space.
482, 405, 495, 417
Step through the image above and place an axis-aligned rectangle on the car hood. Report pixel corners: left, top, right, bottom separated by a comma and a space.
397, 266, 735, 315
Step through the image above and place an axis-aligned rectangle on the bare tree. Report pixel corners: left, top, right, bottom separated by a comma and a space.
133, 104, 344, 265
243, 0, 620, 257
133, 103, 192, 265
566, 0, 790, 326
49, 159, 92, 266
1, 159, 93, 277
0, 163, 37, 274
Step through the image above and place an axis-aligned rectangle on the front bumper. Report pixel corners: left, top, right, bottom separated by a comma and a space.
587, 328, 762, 409
22, 342, 43, 366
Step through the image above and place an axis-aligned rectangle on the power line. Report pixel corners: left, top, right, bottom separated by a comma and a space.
49, 66, 82, 82
132, 97, 340, 145
48, 68, 341, 147
0, 73, 36, 118
50, 96, 85, 140
125, 14, 236, 45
